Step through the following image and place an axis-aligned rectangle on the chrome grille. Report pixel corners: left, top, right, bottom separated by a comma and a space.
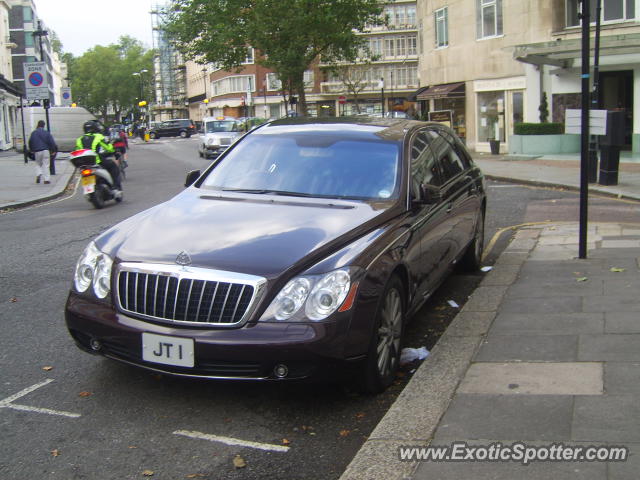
219, 137, 232, 146
116, 263, 266, 327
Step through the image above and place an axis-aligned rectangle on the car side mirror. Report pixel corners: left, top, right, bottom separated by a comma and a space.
185, 170, 201, 187
417, 183, 443, 205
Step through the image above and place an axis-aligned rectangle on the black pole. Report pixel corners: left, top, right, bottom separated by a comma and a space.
579, 0, 590, 259
588, 0, 602, 183
380, 78, 385, 117
19, 96, 27, 164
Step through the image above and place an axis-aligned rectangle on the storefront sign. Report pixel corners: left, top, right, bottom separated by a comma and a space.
474, 76, 525, 92
565, 109, 607, 135
429, 110, 453, 128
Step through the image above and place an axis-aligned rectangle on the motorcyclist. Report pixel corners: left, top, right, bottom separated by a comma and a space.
76, 120, 122, 192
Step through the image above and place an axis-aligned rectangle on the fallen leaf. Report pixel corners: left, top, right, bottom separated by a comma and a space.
9, 297, 18, 303
142, 470, 154, 477
610, 267, 626, 273
51, 449, 60, 457
186, 474, 206, 479
78, 391, 92, 397
128, 446, 137, 449
282, 438, 290, 446
42, 366, 53, 371
576, 277, 589, 282
339, 429, 350, 437
233, 455, 246, 469
355, 412, 366, 420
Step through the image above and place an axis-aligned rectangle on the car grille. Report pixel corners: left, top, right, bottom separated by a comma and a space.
219, 137, 232, 146
116, 263, 266, 327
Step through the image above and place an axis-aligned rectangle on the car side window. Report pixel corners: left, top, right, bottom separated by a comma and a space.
427, 128, 467, 183
410, 131, 443, 197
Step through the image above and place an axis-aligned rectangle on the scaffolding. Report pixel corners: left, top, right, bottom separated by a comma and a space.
150, 2, 188, 120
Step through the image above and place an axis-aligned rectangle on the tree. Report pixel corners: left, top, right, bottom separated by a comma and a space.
68, 36, 154, 123
166, 0, 384, 115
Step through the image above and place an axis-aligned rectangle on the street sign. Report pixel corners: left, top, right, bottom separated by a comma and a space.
565, 109, 607, 135
338, 96, 346, 104
23, 62, 49, 100
61, 87, 72, 106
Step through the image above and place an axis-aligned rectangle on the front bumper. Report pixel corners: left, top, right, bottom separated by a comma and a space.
203, 145, 229, 157
65, 292, 359, 381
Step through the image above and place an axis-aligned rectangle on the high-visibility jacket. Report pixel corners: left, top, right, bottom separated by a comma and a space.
75, 133, 114, 163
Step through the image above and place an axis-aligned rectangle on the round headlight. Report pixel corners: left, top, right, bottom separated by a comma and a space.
305, 270, 350, 320
93, 254, 113, 299
273, 277, 311, 320
74, 242, 100, 293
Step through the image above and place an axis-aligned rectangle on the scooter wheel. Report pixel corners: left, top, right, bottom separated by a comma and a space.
89, 184, 108, 209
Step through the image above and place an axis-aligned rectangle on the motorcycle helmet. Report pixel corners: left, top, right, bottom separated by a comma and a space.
83, 120, 101, 134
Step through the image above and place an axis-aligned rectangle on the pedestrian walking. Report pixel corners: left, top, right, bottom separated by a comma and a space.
28, 120, 58, 185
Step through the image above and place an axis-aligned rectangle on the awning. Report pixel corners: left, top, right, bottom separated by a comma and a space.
416, 82, 465, 101
408, 86, 430, 101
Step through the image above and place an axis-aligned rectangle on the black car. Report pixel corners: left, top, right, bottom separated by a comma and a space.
148, 119, 196, 139
65, 117, 486, 393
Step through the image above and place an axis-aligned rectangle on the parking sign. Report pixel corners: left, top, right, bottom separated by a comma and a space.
23, 62, 49, 100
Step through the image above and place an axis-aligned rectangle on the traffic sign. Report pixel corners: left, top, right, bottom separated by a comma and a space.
61, 87, 72, 106
23, 62, 49, 100
338, 96, 346, 104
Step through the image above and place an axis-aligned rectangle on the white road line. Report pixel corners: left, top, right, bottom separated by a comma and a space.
2, 403, 81, 418
0, 379, 81, 418
174, 430, 290, 453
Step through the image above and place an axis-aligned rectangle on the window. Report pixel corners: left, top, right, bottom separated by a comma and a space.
566, 0, 635, 26
266, 73, 282, 91
385, 37, 395, 57
435, 7, 449, 48
212, 75, 254, 96
476, 0, 503, 39
408, 35, 418, 55
23, 7, 33, 22
428, 129, 466, 182
243, 48, 254, 64
370, 37, 383, 57
410, 131, 443, 194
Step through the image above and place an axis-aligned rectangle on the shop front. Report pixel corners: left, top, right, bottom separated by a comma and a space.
474, 77, 525, 154
416, 82, 466, 140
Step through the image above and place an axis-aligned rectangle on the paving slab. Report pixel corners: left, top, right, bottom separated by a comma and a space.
582, 295, 640, 313
573, 395, 640, 442
604, 363, 640, 394
498, 295, 582, 314
435, 395, 574, 441
579, 334, 640, 361
458, 362, 603, 395
475, 334, 578, 362
490, 313, 603, 335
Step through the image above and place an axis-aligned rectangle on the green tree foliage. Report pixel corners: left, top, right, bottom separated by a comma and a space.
166, 0, 384, 115
68, 36, 154, 123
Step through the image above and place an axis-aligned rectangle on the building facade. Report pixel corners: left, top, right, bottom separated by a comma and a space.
417, 0, 640, 152
0, 0, 20, 150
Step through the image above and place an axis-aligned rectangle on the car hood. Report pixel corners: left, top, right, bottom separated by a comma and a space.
98, 189, 396, 278
203, 132, 239, 142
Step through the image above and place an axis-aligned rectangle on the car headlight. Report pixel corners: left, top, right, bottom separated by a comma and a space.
73, 241, 113, 299
260, 268, 354, 322
207, 138, 218, 146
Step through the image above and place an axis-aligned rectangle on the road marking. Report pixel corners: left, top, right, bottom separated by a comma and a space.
0, 379, 81, 418
174, 430, 290, 452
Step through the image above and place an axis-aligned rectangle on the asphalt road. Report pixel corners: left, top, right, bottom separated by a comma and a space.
1, 136, 638, 480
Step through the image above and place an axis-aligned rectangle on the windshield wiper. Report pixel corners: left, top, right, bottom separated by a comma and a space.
221, 188, 316, 198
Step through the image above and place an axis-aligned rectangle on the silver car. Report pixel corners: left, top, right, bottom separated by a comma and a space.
198, 116, 243, 159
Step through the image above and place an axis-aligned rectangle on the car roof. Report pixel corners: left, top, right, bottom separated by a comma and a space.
255, 116, 430, 143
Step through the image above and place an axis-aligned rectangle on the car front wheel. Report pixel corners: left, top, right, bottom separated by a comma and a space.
459, 210, 485, 271
180, 130, 188, 138
360, 275, 404, 394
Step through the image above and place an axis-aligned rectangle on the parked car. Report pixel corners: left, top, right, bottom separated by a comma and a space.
198, 116, 244, 159
65, 117, 486, 393
148, 119, 196, 139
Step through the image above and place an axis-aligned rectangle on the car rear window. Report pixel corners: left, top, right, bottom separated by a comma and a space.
201, 133, 400, 200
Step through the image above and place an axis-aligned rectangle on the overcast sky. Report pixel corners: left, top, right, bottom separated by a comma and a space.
35, 0, 156, 56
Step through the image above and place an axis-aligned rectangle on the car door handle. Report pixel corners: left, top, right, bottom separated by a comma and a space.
446, 202, 453, 213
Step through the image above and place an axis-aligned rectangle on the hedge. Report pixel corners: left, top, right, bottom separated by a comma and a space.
514, 122, 564, 135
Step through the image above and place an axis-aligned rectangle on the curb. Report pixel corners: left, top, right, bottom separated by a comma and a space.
0, 167, 78, 213
338, 227, 542, 480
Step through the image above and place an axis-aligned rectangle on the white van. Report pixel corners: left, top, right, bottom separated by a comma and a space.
16, 106, 97, 152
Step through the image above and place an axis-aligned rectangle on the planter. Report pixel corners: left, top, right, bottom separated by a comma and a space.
508, 134, 580, 155
489, 139, 500, 155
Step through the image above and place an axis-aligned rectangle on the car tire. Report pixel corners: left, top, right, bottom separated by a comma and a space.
359, 275, 405, 394
459, 210, 485, 271
198, 149, 204, 158
180, 131, 187, 138
149, 132, 157, 139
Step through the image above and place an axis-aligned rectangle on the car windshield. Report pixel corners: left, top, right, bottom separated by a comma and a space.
206, 121, 237, 133
201, 132, 400, 200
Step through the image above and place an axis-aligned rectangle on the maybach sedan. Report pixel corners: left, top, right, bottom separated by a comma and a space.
65, 117, 486, 393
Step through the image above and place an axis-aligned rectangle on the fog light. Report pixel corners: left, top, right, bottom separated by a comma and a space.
90, 338, 102, 351
274, 364, 289, 378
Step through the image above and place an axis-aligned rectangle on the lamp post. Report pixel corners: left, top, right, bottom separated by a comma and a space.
380, 77, 385, 117
132, 69, 149, 124
32, 21, 51, 131
202, 67, 209, 118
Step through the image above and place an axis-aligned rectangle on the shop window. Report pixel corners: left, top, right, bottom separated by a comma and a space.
477, 91, 505, 142
476, 0, 503, 39
435, 7, 448, 48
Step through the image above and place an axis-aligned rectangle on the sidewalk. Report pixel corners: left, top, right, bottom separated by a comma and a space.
341, 222, 640, 480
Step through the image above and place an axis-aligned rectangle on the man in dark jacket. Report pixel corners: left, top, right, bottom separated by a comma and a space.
28, 120, 58, 184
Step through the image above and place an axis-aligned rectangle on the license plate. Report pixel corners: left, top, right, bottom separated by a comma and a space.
81, 175, 95, 194
142, 333, 195, 367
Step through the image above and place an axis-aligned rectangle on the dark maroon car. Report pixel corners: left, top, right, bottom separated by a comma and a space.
65, 117, 486, 392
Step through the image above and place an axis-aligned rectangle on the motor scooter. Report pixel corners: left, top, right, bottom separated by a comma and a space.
69, 149, 123, 209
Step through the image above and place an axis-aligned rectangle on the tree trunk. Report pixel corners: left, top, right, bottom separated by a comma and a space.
292, 71, 307, 116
